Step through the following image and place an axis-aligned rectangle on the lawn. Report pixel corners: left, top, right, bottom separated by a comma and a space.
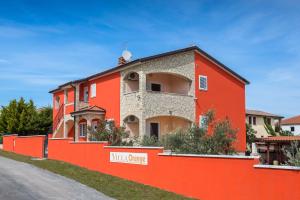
0, 150, 193, 200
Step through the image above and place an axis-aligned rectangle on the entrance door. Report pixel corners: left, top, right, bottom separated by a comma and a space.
150, 123, 159, 138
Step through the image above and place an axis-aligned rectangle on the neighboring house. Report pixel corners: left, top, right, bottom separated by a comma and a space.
281, 115, 300, 135
246, 109, 283, 138
50, 46, 249, 152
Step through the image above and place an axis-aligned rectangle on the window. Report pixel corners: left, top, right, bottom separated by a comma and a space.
253, 117, 256, 125
199, 75, 208, 91
151, 83, 161, 92
65, 90, 68, 104
199, 115, 208, 129
91, 83, 96, 98
84, 86, 89, 102
248, 116, 252, 125
55, 96, 60, 109
291, 127, 295, 132
79, 122, 87, 137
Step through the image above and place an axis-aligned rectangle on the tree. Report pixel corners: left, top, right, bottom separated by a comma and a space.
0, 98, 52, 136
246, 124, 257, 152
283, 141, 300, 166
35, 106, 53, 134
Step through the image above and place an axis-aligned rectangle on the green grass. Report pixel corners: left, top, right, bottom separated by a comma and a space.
0, 150, 193, 200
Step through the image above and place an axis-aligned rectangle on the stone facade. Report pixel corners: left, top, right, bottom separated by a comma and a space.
120, 51, 195, 137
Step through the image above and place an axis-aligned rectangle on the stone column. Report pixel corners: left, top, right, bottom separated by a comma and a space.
63, 121, 68, 138
74, 117, 79, 142
139, 72, 146, 138
86, 116, 92, 142
75, 84, 80, 111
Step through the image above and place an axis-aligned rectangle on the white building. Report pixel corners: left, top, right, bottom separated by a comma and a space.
281, 115, 300, 135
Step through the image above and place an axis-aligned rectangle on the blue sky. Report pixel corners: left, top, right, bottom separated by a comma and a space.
0, 0, 299, 117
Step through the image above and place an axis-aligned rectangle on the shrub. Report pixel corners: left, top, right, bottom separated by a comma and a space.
89, 121, 132, 146
139, 135, 161, 146
159, 110, 237, 155
0, 133, 2, 144
283, 141, 300, 167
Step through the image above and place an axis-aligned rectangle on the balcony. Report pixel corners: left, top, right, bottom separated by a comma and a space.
143, 91, 194, 121
146, 72, 192, 96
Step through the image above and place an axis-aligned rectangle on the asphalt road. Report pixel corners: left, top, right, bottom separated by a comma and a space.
0, 156, 114, 200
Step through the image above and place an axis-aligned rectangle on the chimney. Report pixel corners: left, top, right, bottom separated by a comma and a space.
118, 56, 126, 65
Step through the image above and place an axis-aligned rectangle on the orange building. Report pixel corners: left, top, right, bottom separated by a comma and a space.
50, 46, 249, 152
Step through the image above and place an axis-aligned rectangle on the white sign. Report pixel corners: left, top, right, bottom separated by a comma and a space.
110, 152, 148, 165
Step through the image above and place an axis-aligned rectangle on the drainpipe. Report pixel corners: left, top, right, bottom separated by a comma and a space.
71, 83, 76, 142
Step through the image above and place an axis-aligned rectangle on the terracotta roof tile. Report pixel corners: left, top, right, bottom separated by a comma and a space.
246, 109, 283, 118
260, 136, 300, 142
281, 115, 300, 125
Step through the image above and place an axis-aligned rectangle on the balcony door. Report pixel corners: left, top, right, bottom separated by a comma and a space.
150, 122, 159, 138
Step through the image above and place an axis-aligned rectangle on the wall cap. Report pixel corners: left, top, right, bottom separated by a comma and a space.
69, 141, 108, 144
49, 138, 73, 140
16, 135, 46, 138
105, 146, 164, 149
2, 134, 18, 137
158, 153, 260, 159
254, 164, 300, 171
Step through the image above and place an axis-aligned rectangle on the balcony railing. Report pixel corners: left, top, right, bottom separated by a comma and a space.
78, 101, 89, 109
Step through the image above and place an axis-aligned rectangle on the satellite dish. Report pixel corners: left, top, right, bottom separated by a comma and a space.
122, 50, 132, 61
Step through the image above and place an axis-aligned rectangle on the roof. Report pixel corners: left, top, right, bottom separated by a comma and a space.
259, 136, 300, 142
70, 106, 106, 116
281, 115, 300, 125
246, 109, 284, 118
49, 46, 250, 93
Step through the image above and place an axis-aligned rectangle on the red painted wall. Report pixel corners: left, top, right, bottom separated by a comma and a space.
65, 104, 74, 115
14, 136, 45, 158
194, 52, 246, 152
88, 72, 121, 125
3, 135, 17, 152
66, 88, 75, 103
3, 135, 45, 158
48, 140, 300, 200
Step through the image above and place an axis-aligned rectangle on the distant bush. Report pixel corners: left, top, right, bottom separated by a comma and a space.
0, 133, 2, 144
